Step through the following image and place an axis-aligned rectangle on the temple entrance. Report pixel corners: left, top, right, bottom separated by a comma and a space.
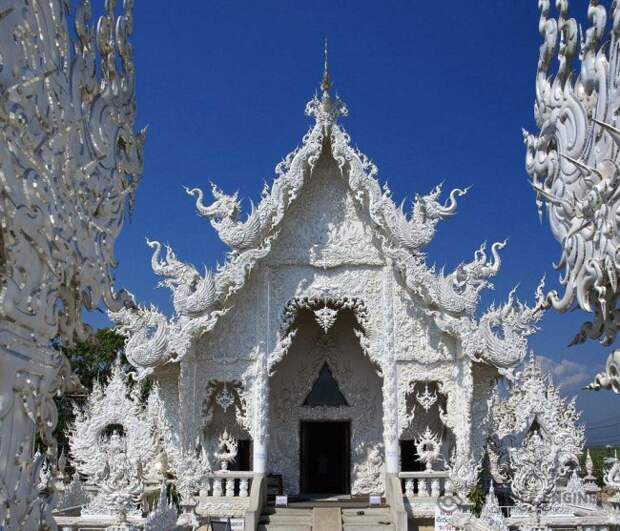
268, 308, 384, 495
300, 420, 350, 495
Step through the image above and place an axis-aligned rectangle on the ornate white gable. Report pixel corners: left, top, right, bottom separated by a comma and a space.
111, 59, 544, 381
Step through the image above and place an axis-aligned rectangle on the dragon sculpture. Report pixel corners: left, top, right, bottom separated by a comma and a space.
427, 240, 507, 315
398, 254, 545, 372
385, 185, 469, 252
524, 0, 620, 391
147, 239, 217, 316
186, 185, 263, 252
110, 305, 170, 379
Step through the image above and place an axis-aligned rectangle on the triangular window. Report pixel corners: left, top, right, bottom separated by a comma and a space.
303, 363, 349, 407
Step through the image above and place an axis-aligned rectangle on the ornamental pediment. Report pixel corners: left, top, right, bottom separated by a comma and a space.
266, 151, 384, 268
111, 70, 545, 377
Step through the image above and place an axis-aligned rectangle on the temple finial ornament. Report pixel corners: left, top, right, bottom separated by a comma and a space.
306, 38, 348, 125
321, 37, 332, 95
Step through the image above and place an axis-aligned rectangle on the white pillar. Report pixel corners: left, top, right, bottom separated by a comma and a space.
253, 360, 269, 474
382, 261, 400, 475
383, 360, 400, 474
385, 438, 400, 474
253, 438, 268, 474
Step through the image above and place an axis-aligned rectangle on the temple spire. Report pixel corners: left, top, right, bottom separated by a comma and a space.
305, 38, 348, 125
321, 38, 331, 95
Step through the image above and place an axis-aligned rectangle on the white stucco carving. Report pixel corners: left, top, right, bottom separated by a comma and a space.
415, 427, 442, 471
107, 52, 548, 516
69, 361, 159, 484
524, 0, 620, 391
144, 484, 178, 531
0, 0, 143, 527
82, 431, 143, 519
489, 355, 585, 511
214, 430, 238, 471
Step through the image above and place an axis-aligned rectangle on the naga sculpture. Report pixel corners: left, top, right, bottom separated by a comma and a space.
524, 0, 620, 391
381, 184, 470, 253
147, 239, 217, 316
0, 0, 143, 527
186, 185, 263, 252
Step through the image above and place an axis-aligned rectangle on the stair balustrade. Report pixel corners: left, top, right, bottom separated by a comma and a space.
398, 470, 451, 498
200, 471, 254, 499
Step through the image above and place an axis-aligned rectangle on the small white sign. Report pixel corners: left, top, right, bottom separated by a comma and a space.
369, 495, 381, 506
275, 495, 288, 507
230, 518, 245, 530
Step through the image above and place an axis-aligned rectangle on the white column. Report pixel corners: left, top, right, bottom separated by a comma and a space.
383, 260, 400, 475
383, 359, 400, 474
253, 265, 271, 475
252, 359, 269, 474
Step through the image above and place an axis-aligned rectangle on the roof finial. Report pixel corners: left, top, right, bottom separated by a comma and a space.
321, 37, 331, 95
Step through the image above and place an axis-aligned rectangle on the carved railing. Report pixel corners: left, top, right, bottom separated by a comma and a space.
200, 471, 253, 498
398, 470, 451, 498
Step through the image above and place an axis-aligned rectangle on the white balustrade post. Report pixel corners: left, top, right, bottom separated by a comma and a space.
431, 478, 440, 497
225, 478, 235, 497
239, 478, 249, 497
418, 478, 427, 496
405, 479, 414, 497
213, 478, 223, 497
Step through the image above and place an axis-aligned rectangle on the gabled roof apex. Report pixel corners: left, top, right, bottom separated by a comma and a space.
110, 56, 545, 379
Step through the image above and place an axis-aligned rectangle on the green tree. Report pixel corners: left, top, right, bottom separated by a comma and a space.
582, 446, 620, 487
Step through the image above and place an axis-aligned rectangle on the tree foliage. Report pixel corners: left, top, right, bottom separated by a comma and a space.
583, 447, 620, 487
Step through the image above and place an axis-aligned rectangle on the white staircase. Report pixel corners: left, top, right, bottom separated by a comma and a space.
258, 501, 395, 531
258, 506, 313, 531
341, 507, 394, 531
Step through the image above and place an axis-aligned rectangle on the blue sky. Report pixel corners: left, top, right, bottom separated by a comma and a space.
97, 1, 620, 445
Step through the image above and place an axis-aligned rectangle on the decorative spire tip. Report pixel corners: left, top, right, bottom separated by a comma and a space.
321, 37, 331, 94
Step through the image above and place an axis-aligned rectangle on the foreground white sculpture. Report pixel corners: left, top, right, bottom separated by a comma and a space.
70, 361, 159, 487
0, 0, 143, 528
489, 355, 585, 511
524, 0, 620, 391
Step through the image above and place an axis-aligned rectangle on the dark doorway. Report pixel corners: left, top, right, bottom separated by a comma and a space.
300, 421, 350, 495
229, 439, 252, 471
400, 440, 425, 472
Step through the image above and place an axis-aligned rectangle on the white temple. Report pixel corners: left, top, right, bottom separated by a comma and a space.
3, 1, 620, 530
103, 54, 563, 529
